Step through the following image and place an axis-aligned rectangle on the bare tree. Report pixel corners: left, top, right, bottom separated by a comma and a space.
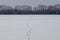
15, 5, 32, 11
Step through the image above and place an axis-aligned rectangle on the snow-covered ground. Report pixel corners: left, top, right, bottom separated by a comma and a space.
0, 15, 60, 40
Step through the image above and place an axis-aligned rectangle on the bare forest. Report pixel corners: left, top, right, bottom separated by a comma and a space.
0, 4, 60, 14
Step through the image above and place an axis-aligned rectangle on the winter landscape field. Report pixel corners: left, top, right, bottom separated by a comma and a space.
0, 15, 60, 40
0, 0, 60, 40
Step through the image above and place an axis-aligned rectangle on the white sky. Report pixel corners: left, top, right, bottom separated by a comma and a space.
0, 0, 60, 7
0, 15, 60, 40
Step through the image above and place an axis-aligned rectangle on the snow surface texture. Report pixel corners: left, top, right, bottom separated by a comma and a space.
0, 15, 60, 40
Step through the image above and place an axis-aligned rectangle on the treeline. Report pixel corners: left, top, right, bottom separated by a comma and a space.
0, 4, 60, 14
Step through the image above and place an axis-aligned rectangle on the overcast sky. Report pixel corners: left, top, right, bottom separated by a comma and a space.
0, 0, 60, 7
0, 15, 60, 40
